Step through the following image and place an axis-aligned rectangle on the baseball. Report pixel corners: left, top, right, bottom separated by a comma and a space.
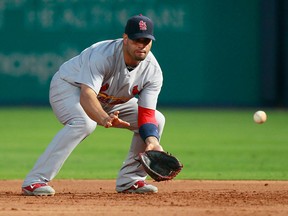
253, 111, 267, 124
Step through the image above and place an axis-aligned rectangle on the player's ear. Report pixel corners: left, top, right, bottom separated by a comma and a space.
123, 34, 128, 44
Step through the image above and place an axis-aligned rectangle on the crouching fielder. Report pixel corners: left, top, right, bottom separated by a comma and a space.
22, 14, 166, 196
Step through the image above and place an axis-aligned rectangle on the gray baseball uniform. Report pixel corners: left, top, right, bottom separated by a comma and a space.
22, 39, 165, 191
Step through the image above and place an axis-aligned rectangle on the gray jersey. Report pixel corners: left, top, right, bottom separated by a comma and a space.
59, 39, 163, 110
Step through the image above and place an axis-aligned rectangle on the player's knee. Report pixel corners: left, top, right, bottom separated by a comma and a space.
67, 117, 96, 135
155, 111, 165, 135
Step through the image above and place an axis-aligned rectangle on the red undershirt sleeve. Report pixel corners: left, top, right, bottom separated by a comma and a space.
138, 106, 158, 127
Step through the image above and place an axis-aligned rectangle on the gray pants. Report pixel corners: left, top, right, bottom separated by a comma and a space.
22, 72, 165, 191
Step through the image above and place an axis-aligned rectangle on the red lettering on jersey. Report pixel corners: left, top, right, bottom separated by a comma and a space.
97, 92, 130, 105
100, 83, 109, 92
132, 85, 140, 95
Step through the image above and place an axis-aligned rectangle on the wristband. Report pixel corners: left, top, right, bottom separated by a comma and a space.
139, 123, 159, 141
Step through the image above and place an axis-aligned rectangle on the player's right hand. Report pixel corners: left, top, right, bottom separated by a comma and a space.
103, 111, 130, 128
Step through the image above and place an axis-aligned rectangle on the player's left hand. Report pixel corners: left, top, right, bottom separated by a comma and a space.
145, 136, 164, 151
138, 150, 183, 182
103, 111, 130, 128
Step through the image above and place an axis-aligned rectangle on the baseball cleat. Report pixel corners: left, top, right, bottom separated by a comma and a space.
22, 183, 55, 196
119, 181, 158, 194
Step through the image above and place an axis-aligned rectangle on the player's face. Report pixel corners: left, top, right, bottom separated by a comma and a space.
123, 35, 152, 64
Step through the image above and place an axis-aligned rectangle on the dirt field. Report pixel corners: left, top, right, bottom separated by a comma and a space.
1, 180, 288, 216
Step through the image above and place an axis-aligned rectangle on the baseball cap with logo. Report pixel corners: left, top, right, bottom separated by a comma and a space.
125, 14, 155, 41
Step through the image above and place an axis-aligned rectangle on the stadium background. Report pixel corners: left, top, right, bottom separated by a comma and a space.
0, 0, 287, 108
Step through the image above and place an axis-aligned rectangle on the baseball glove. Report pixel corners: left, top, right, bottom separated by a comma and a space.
138, 150, 183, 182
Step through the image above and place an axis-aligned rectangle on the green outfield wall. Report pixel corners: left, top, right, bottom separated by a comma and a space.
0, 0, 287, 107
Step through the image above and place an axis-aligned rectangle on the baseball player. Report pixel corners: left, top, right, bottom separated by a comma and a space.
22, 14, 165, 195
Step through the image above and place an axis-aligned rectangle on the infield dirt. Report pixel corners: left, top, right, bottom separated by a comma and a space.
1, 180, 288, 216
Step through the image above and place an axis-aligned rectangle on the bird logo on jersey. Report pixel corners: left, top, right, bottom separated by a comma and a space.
132, 85, 140, 95
100, 83, 109, 91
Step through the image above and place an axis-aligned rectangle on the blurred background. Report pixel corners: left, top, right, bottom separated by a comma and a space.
0, 0, 287, 108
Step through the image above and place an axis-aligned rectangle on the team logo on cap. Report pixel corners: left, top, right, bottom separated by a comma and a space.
139, 20, 147, 31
